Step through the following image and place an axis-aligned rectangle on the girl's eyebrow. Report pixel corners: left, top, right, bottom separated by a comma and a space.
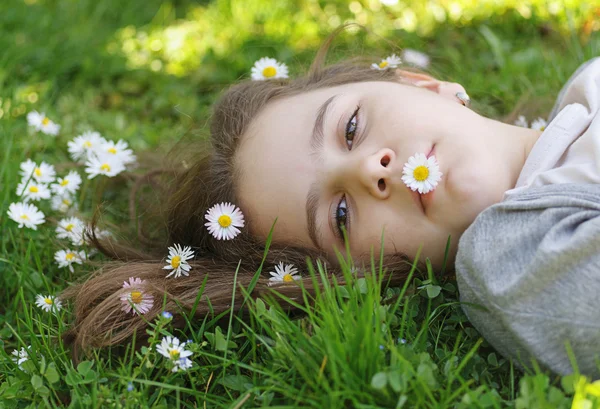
306, 94, 339, 250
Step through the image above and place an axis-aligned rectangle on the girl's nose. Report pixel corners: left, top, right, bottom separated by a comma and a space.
356, 148, 395, 199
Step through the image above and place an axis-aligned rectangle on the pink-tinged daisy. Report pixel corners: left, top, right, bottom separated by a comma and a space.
35, 294, 62, 313
204, 202, 245, 240
163, 244, 194, 278
120, 277, 154, 315
7, 202, 45, 230
268, 262, 301, 284
371, 54, 402, 70
401, 152, 443, 194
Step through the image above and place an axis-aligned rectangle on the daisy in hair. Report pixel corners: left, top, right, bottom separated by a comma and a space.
54, 249, 86, 273
84, 153, 126, 179
204, 202, 245, 240
15, 180, 51, 202
155, 336, 193, 372
531, 117, 548, 131
68, 131, 106, 163
26, 111, 60, 136
401, 152, 443, 194
163, 244, 195, 278
268, 262, 301, 284
51, 193, 77, 214
120, 277, 154, 315
98, 139, 137, 167
55, 217, 85, 243
251, 57, 289, 81
50, 170, 82, 196
7, 202, 45, 230
19, 159, 56, 184
35, 294, 62, 313
371, 54, 402, 71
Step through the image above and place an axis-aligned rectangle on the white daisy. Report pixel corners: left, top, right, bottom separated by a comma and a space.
16, 180, 51, 202
120, 277, 154, 315
11, 346, 30, 369
163, 244, 194, 278
514, 115, 529, 128
371, 54, 402, 70
401, 49, 430, 69
68, 131, 106, 163
251, 57, 289, 80
268, 262, 301, 284
531, 117, 548, 131
27, 111, 60, 136
172, 357, 193, 372
155, 336, 193, 364
401, 152, 443, 194
98, 139, 137, 166
35, 294, 62, 313
50, 170, 82, 196
51, 193, 78, 214
55, 217, 85, 244
54, 249, 86, 273
84, 153, 126, 179
7, 202, 45, 230
204, 202, 245, 240
19, 159, 56, 184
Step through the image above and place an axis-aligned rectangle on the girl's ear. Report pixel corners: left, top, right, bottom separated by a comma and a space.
395, 68, 468, 104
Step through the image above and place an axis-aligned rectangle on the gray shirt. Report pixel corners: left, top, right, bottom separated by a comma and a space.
455, 58, 600, 377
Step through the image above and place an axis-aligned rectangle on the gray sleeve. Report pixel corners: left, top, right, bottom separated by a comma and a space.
455, 183, 600, 377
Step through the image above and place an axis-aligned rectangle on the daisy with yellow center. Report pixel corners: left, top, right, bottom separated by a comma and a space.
155, 336, 193, 373
35, 294, 62, 313
204, 202, 245, 240
268, 262, 301, 285
99, 139, 137, 167
54, 249, 86, 273
7, 202, 45, 230
16, 180, 51, 202
84, 153, 126, 179
401, 152, 443, 194
531, 117, 548, 132
19, 159, 56, 184
50, 170, 82, 196
55, 216, 85, 244
120, 277, 154, 315
163, 243, 195, 278
51, 194, 77, 214
371, 54, 402, 71
251, 57, 289, 81
68, 131, 105, 163
26, 111, 60, 136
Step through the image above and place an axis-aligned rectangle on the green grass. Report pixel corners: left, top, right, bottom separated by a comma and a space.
1, 0, 600, 407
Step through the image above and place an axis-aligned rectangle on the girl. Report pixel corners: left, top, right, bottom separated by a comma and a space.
63, 25, 600, 378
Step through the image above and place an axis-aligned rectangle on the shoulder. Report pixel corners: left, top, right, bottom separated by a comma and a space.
548, 57, 600, 121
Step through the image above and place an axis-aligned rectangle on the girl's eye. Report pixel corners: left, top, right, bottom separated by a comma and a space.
345, 106, 360, 150
334, 195, 349, 239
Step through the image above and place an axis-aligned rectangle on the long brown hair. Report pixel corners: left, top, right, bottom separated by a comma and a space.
61, 24, 444, 361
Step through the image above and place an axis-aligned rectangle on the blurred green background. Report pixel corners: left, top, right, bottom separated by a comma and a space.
0, 0, 598, 156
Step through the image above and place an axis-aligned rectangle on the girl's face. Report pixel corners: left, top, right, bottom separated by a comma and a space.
235, 80, 538, 271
